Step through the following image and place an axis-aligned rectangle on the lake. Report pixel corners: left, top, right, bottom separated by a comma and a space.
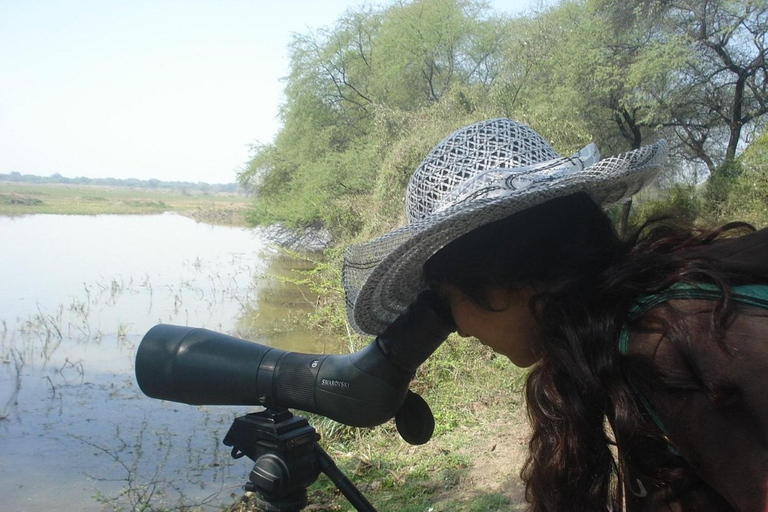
0, 213, 342, 512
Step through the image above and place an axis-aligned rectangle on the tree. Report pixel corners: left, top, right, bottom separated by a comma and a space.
370, 0, 499, 106
513, 0, 684, 232
239, 0, 516, 240
284, 5, 380, 132
647, 0, 768, 173
514, 0, 768, 224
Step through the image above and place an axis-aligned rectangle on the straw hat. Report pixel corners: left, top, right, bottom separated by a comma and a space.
343, 118, 667, 335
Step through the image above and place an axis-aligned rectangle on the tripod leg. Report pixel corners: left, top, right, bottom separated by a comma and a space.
315, 444, 378, 512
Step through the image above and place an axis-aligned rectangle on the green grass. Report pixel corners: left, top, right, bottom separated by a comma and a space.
0, 182, 250, 224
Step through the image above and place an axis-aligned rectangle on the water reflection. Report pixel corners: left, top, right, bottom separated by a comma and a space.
235, 252, 339, 353
0, 213, 343, 512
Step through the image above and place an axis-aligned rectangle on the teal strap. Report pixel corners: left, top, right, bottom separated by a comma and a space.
619, 283, 768, 354
619, 282, 768, 447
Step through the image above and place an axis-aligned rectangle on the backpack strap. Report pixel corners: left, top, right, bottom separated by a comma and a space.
618, 283, 768, 450
619, 282, 768, 354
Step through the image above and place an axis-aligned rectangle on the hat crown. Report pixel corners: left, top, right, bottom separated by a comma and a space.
406, 119, 560, 223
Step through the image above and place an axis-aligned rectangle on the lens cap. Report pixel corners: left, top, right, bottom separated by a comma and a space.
394, 390, 435, 445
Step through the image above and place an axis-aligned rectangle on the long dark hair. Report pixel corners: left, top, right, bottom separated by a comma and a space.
423, 192, 756, 511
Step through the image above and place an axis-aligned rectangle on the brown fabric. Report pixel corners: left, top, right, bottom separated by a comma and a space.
621, 228, 768, 512
624, 303, 768, 512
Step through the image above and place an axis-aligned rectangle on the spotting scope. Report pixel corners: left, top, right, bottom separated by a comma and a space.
135, 291, 455, 444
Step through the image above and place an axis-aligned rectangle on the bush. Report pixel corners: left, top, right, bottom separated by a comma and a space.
628, 183, 701, 227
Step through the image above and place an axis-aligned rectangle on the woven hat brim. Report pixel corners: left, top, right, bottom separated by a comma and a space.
343, 140, 668, 336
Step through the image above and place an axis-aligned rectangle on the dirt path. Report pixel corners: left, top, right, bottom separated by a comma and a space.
431, 407, 530, 510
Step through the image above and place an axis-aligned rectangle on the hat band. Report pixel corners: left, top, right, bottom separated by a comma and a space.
432, 144, 599, 214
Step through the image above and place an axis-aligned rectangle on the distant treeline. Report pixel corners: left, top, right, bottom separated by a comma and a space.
0, 171, 243, 193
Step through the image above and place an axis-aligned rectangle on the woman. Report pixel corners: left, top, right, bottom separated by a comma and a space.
342, 119, 768, 511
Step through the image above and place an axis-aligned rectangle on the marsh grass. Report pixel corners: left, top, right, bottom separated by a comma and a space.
0, 182, 249, 224
0, 251, 272, 512
0, 349, 24, 421
74, 419, 240, 512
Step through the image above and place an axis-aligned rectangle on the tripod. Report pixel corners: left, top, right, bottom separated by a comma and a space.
224, 408, 378, 512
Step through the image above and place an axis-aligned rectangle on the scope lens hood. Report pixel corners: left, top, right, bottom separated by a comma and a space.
135, 324, 195, 400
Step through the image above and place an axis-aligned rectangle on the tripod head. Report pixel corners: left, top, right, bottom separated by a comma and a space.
224, 408, 320, 511
224, 408, 378, 512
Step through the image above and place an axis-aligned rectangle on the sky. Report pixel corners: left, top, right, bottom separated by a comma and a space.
1, 0, 540, 184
